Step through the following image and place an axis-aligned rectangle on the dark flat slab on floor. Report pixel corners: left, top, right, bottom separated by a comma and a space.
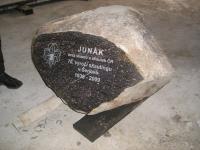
73, 99, 146, 142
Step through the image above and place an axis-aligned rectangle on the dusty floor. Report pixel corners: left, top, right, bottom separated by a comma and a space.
0, 0, 200, 150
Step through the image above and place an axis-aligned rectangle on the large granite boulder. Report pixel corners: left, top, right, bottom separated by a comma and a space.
32, 5, 174, 115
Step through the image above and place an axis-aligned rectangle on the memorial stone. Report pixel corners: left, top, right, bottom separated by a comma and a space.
32, 5, 173, 115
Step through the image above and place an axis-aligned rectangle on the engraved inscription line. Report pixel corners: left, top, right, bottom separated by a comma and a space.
78, 46, 104, 56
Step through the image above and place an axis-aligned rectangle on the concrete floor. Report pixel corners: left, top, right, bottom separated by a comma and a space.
0, 0, 200, 150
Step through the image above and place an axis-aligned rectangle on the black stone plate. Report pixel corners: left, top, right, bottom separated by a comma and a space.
73, 99, 146, 142
32, 31, 143, 113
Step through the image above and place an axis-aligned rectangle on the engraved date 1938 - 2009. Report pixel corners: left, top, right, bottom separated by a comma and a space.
75, 73, 100, 83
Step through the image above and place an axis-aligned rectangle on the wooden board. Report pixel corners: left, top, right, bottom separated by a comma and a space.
13, 96, 62, 128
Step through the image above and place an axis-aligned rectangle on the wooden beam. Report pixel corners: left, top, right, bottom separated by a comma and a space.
13, 96, 62, 128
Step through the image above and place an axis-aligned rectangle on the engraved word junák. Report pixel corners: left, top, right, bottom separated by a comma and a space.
78, 46, 104, 56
